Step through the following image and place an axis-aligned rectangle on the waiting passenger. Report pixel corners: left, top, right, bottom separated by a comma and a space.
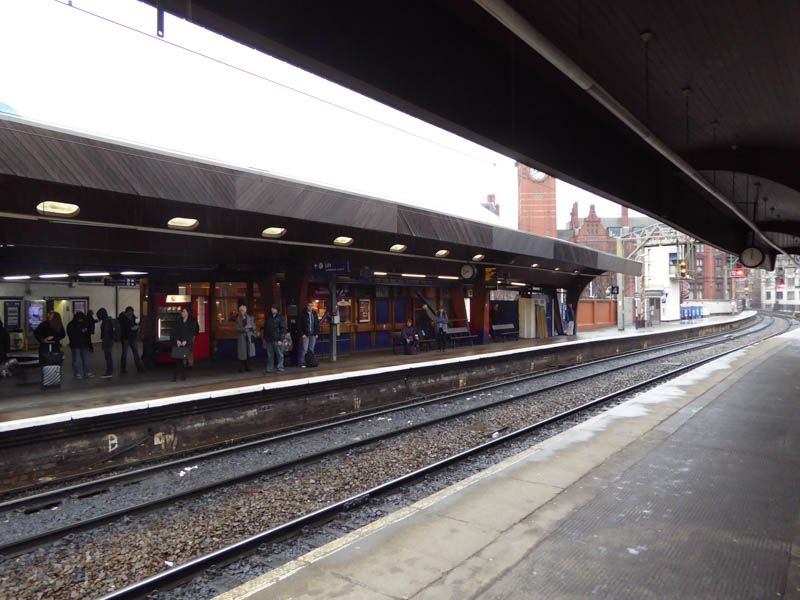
118, 306, 144, 374
263, 303, 288, 373
298, 301, 320, 367
235, 303, 256, 372
170, 307, 196, 381
402, 318, 419, 355
34, 311, 65, 357
433, 306, 449, 352
96, 308, 116, 378
67, 311, 93, 379
0, 318, 9, 363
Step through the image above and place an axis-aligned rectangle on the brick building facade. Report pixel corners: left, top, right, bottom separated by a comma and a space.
517, 163, 556, 237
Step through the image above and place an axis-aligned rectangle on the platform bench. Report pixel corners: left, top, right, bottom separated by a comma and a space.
392, 331, 435, 354
448, 327, 477, 348
491, 323, 519, 342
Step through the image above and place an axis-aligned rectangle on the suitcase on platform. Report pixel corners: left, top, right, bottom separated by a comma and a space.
42, 364, 62, 387
40, 347, 63, 388
304, 350, 318, 368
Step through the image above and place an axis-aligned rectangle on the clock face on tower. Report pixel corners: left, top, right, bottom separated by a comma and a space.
528, 168, 547, 183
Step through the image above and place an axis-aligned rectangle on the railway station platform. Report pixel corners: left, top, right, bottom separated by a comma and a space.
213, 319, 800, 600
0, 312, 751, 428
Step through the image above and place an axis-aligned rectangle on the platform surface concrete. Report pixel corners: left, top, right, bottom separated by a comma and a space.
0, 312, 750, 429
212, 319, 800, 600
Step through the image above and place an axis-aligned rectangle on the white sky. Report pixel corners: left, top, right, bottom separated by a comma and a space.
0, 0, 637, 231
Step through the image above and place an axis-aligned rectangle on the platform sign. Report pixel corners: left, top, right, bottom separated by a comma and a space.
104, 278, 138, 286
312, 260, 350, 273
484, 267, 497, 290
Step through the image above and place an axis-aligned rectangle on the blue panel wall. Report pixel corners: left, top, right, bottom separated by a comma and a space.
356, 332, 372, 351
394, 299, 406, 323
375, 299, 390, 324
374, 331, 391, 348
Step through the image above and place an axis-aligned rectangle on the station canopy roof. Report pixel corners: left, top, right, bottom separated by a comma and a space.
0, 115, 640, 287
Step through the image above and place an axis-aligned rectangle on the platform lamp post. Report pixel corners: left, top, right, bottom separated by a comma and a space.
329, 275, 338, 362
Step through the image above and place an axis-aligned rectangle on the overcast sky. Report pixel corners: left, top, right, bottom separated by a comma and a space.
1, 0, 638, 230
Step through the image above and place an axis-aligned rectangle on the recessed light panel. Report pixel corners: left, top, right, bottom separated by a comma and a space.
389, 244, 407, 253
333, 236, 354, 246
472, 254, 485, 262
435, 249, 450, 258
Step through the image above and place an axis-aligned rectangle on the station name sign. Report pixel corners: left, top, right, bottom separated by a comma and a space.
312, 260, 350, 273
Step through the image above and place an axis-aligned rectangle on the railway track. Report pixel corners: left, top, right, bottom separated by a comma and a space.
0, 313, 792, 600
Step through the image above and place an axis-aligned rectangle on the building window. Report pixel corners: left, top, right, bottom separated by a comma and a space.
766, 291, 771, 300
776, 291, 784, 300
532, 193, 544, 199
788, 291, 796, 300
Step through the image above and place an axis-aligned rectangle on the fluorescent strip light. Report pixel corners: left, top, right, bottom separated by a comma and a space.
3, 275, 30, 280
78, 272, 110, 277
401, 273, 426, 278
510, 282, 526, 286
120, 271, 148, 276
39, 273, 69, 279
374, 271, 388, 276
438, 275, 459, 280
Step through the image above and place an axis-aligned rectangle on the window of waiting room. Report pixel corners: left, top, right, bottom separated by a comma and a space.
178, 282, 267, 340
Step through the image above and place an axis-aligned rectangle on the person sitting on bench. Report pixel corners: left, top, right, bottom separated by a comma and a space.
402, 319, 419, 355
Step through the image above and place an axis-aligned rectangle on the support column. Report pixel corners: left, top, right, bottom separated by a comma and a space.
471, 280, 489, 344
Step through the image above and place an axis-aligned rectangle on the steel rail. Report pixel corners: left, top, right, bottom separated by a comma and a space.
0, 316, 773, 556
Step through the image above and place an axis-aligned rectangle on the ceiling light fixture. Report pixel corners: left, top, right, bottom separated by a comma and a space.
333, 236, 354, 246
389, 244, 407, 253
167, 217, 199, 230
39, 273, 69, 279
3, 275, 30, 280
472, 254, 485, 261
36, 201, 80, 218
121, 271, 148, 276
554, 267, 560, 271
262, 227, 287, 238
437, 275, 459, 280
374, 271, 388, 276
531, 263, 540, 268
435, 249, 450, 258
78, 272, 110, 277
401, 273, 426, 278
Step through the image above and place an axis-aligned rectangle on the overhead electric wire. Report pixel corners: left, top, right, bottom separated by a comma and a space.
51, 0, 498, 167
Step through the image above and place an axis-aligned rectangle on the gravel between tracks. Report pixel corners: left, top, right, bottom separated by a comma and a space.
0, 315, 790, 600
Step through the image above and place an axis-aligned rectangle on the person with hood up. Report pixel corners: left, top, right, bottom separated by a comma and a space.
67, 311, 93, 379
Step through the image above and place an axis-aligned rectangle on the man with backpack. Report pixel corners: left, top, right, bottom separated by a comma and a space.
96, 308, 120, 378
119, 306, 144, 374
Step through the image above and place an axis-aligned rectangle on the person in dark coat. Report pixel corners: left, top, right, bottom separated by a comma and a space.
67, 311, 93, 379
0, 318, 10, 363
262, 303, 288, 373
118, 306, 144, 374
170, 307, 196, 381
86, 309, 97, 352
298, 301, 320, 367
96, 308, 115, 378
402, 319, 419, 355
234, 303, 256, 372
34, 311, 65, 358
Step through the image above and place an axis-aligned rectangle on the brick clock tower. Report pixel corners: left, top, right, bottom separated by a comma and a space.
517, 163, 557, 237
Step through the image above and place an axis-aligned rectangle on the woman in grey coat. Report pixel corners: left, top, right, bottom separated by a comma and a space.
235, 304, 256, 372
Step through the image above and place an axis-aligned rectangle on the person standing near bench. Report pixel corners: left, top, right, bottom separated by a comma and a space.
298, 301, 320, 368
433, 306, 448, 352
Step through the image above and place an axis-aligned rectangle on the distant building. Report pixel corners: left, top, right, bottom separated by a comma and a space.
517, 163, 556, 237
481, 193, 500, 217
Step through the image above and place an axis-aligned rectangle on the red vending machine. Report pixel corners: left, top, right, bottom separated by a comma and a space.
154, 294, 210, 363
